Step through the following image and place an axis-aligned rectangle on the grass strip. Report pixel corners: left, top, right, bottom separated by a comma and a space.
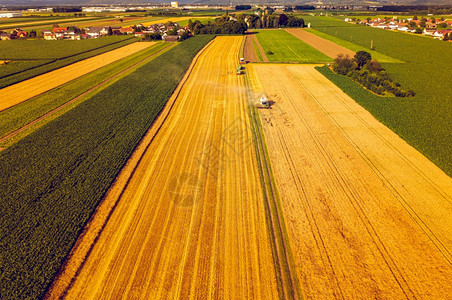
252, 39, 263, 62
255, 29, 332, 63
0, 35, 214, 299
308, 29, 403, 63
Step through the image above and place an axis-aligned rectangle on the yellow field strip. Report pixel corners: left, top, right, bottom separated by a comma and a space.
0, 42, 155, 112
138, 16, 201, 27
47, 37, 279, 299
247, 64, 452, 299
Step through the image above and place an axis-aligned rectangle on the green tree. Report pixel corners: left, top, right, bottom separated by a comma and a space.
279, 14, 288, 27
354, 51, 372, 68
333, 54, 357, 75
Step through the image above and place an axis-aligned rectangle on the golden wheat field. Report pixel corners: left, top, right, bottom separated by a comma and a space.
46, 36, 280, 299
0, 42, 155, 112
246, 63, 452, 299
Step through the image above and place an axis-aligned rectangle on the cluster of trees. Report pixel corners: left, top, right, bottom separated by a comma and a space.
188, 17, 247, 35
241, 13, 305, 29
294, 5, 315, 10
53, 7, 82, 13
332, 51, 415, 97
235, 5, 251, 10
142, 33, 162, 41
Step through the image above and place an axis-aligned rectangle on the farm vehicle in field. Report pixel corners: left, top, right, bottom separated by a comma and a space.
257, 96, 271, 109
236, 65, 244, 75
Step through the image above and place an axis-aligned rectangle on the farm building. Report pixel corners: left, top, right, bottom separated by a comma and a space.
120, 27, 134, 34
0, 12, 22, 18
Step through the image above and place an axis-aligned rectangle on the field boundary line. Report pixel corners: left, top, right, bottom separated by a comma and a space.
43, 38, 216, 299
0, 43, 175, 147
244, 65, 302, 300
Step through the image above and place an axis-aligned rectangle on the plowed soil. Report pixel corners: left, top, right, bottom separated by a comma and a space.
244, 33, 268, 63
285, 28, 355, 59
247, 64, 452, 299
47, 37, 279, 299
0, 42, 155, 112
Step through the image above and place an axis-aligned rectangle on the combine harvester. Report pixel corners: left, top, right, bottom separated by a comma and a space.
257, 96, 271, 109
237, 65, 244, 75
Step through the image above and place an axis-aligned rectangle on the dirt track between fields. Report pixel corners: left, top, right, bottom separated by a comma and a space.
0, 42, 155, 112
285, 28, 355, 59
46, 37, 279, 299
247, 63, 452, 299
244, 32, 268, 63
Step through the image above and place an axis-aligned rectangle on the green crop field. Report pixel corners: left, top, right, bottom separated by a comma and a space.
0, 16, 105, 30
306, 16, 452, 176
0, 36, 137, 88
0, 35, 213, 299
307, 29, 403, 63
0, 42, 174, 145
0, 36, 134, 60
255, 29, 332, 62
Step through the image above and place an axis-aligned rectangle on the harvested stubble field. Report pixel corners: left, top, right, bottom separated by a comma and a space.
0, 36, 213, 299
47, 36, 280, 299
0, 42, 155, 112
247, 64, 452, 299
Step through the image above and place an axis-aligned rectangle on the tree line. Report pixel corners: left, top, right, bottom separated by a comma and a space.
188, 17, 247, 35
332, 51, 415, 97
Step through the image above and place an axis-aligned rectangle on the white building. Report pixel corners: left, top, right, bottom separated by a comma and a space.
171, 2, 179, 8
0, 12, 23, 18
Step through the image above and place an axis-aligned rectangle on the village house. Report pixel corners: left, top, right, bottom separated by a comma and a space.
433, 30, 452, 40
111, 27, 122, 35
85, 27, 103, 38
52, 27, 67, 39
120, 27, 134, 34
43, 29, 56, 40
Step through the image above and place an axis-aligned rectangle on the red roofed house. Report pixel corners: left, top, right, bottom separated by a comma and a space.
120, 27, 134, 35
52, 27, 67, 39
433, 29, 452, 39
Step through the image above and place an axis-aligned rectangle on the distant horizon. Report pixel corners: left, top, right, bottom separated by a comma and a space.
1, 0, 452, 7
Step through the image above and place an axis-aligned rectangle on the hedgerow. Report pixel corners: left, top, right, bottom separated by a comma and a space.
0, 35, 214, 299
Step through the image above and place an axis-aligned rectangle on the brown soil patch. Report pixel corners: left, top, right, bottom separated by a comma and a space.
285, 28, 355, 59
0, 42, 155, 113
46, 37, 279, 299
247, 64, 452, 299
244, 32, 268, 63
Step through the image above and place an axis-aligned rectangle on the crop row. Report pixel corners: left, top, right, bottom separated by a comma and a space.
308, 16, 452, 177
0, 42, 174, 144
0, 36, 137, 88
0, 35, 214, 299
